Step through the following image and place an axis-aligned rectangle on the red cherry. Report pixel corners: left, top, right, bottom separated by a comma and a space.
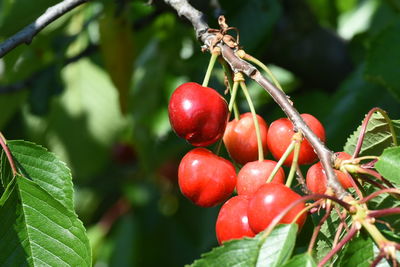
168, 82, 229, 146
223, 112, 269, 165
267, 114, 326, 165
157, 159, 179, 183
236, 160, 285, 196
247, 183, 307, 234
215, 195, 255, 244
178, 148, 237, 207
111, 142, 136, 164
306, 156, 353, 195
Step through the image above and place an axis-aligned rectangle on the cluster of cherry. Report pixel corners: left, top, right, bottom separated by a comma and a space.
168, 82, 352, 244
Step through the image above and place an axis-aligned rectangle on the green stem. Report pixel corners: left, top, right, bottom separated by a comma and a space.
240, 81, 263, 161
360, 219, 389, 246
228, 82, 239, 116
243, 53, 284, 91
266, 141, 296, 183
220, 58, 240, 120
286, 141, 300, 187
202, 53, 218, 87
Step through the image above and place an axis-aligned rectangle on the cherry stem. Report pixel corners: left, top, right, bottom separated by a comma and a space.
219, 57, 240, 120
202, 52, 218, 87
368, 208, 400, 218
358, 174, 387, 190
296, 165, 310, 194
240, 52, 284, 92
228, 81, 239, 114
352, 107, 397, 159
285, 141, 300, 188
317, 226, 358, 267
98, 198, 131, 233
307, 201, 332, 254
359, 218, 389, 247
370, 252, 385, 267
239, 80, 264, 161
360, 188, 400, 204
266, 140, 295, 183
343, 169, 364, 199
0, 132, 18, 177
334, 206, 350, 232
261, 194, 351, 240
358, 167, 395, 189
353, 155, 379, 162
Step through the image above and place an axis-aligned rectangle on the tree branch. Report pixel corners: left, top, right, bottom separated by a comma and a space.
0, 0, 89, 58
164, 0, 349, 199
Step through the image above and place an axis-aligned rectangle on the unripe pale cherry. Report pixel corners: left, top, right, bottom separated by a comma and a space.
168, 82, 229, 147
223, 112, 269, 165
178, 148, 237, 207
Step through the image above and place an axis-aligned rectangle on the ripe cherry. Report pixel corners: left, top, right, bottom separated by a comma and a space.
168, 82, 229, 146
306, 152, 353, 194
111, 142, 136, 164
178, 148, 236, 207
267, 113, 326, 165
223, 112, 269, 165
247, 183, 307, 234
236, 160, 285, 196
215, 195, 255, 244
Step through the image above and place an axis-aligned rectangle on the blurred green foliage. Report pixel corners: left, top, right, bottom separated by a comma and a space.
1, 0, 400, 266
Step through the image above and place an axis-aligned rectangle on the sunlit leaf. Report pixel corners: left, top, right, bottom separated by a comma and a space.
188, 224, 298, 267
375, 146, 400, 184
344, 112, 397, 156
282, 253, 316, 267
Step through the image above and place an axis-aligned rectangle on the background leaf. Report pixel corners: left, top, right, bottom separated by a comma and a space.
365, 20, 400, 100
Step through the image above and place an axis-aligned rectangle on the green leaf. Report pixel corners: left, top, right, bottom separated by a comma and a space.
335, 233, 374, 267
344, 112, 397, 156
365, 20, 400, 100
23, 59, 126, 180
0, 176, 91, 266
282, 253, 316, 267
315, 209, 350, 264
364, 183, 400, 232
375, 146, 400, 184
7, 140, 74, 212
188, 224, 298, 267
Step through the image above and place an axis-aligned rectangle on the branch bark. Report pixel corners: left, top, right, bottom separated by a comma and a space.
0, 0, 89, 58
164, 0, 348, 198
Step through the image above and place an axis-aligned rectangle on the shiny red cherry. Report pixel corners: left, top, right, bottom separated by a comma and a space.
247, 183, 307, 234
178, 148, 237, 207
215, 195, 255, 244
236, 160, 285, 196
223, 112, 269, 165
168, 82, 229, 146
306, 152, 353, 194
267, 113, 326, 165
